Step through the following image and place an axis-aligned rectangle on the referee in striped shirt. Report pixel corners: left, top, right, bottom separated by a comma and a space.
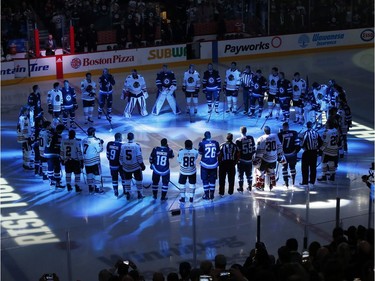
218, 133, 240, 197
300, 121, 323, 186
241, 65, 254, 114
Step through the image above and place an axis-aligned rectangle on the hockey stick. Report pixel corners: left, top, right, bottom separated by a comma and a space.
275, 161, 280, 182
169, 180, 181, 191
96, 97, 114, 132
206, 106, 213, 123
260, 103, 276, 130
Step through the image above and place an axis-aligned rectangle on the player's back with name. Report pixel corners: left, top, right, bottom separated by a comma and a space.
120, 142, 142, 172
106, 141, 122, 169
82, 137, 102, 166
178, 148, 199, 175
61, 138, 82, 161
277, 130, 299, 155
199, 139, 220, 169
150, 146, 174, 175
236, 135, 255, 163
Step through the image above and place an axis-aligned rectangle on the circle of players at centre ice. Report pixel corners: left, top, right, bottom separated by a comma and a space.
18, 62, 352, 202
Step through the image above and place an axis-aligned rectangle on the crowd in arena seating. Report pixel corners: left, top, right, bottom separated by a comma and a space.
91, 224, 374, 281
1, 0, 374, 55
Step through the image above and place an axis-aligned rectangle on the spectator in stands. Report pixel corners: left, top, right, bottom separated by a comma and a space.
87, 23, 97, 53
178, 261, 191, 281
45, 34, 57, 56
75, 27, 86, 53
116, 20, 128, 49
131, 15, 143, 48
144, 17, 156, 46
51, 10, 65, 46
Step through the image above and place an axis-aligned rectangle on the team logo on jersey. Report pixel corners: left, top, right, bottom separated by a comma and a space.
163, 78, 171, 86
66, 94, 72, 101
71, 58, 82, 69
293, 85, 299, 91
228, 74, 234, 81
55, 95, 60, 102
279, 87, 285, 94
270, 80, 276, 86
133, 81, 140, 88
254, 83, 259, 90
188, 77, 195, 83
208, 77, 215, 84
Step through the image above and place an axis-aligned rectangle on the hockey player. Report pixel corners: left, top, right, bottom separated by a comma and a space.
182, 64, 200, 114
241, 65, 254, 115
60, 129, 83, 192
223, 61, 241, 113
337, 93, 352, 157
152, 64, 181, 115
38, 121, 52, 180
265, 67, 280, 119
98, 68, 116, 119
235, 126, 256, 192
81, 72, 96, 124
17, 106, 34, 170
302, 87, 319, 126
202, 63, 221, 113
291, 72, 306, 124
106, 133, 126, 197
254, 126, 284, 191
122, 69, 149, 118
27, 84, 44, 130
317, 119, 340, 182
277, 72, 293, 122
277, 122, 301, 188
44, 124, 65, 188
177, 139, 199, 203
28, 85, 44, 176
149, 138, 174, 201
82, 127, 104, 194
248, 69, 267, 118
311, 82, 329, 128
119, 132, 146, 200
218, 133, 239, 197
61, 80, 78, 129
198, 131, 220, 200
47, 82, 63, 127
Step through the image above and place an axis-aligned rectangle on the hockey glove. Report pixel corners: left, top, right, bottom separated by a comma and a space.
140, 162, 146, 171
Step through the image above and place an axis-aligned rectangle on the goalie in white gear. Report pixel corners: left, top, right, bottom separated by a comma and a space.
152, 64, 181, 115
253, 126, 284, 191
182, 64, 200, 114
122, 69, 149, 118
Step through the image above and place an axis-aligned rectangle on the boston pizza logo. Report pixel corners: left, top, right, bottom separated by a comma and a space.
70, 58, 82, 69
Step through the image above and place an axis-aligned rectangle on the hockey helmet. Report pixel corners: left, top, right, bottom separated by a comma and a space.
87, 127, 96, 136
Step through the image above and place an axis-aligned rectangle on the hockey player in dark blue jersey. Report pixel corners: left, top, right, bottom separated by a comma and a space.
276, 72, 293, 122
277, 122, 301, 187
98, 68, 116, 119
149, 138, 174, 201
202, 63, 221, 113
106, 133, 126, 197
61, 80, 78, 129
198, 131, 220, 200
152, 64, 181, 115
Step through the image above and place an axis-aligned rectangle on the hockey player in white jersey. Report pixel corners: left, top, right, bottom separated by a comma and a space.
317, 119, 339, 182
60, 129, 83, 192
38, 121, 53, 180
122, 69, 149, 118
80, 72, 96, 124
177, 139, 199, 203
17, 106, 34, 170
81, 127, 104, 194
119, 132, 146, 200
152, 64, 181, 115
254, 126, 285, 191
182, 64, 201, 114
312, 82, 329, 128
223, 61, 241, 113
265, 67, 280, 119
47, 82, 63, 127
291, 72, 306, 124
